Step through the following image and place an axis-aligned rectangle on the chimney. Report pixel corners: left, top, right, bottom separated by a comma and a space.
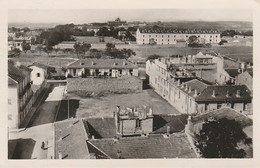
185, 84, 188, 91
92, 135, 95, 140
236, 90, 241, 97
226, 90, 230, 97
177, 79, 181, 86
194, 89, 198, 97
181, 84, 184, 89
166, 126, 170, 136
58, 152, 62, 159
212, 90, 216, 97
91, 61, 94, 66
123, 61, 126, 66
148, 107, 153, 116
114, 62, 117, 66
188, 86, 192, 93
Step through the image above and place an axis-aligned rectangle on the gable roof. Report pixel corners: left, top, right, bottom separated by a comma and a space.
152, 114, 188, 134
139, 27, 220, 34
169, 79, 209, 97
224, 68, 240, 78
190, 108, 252, 127
67, 59, 138, 69
8, 60, 31, 84
28, 62, 51, 70
246, 69, 253, 77
195, 85, 251, 102
89, 133, 197, 159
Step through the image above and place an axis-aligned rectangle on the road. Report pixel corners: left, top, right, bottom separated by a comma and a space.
27, 83, 65, 127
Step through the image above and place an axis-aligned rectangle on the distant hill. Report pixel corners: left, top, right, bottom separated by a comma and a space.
148, 21, 253, 31
8, 22, 62, 29
8, 21, 253, 32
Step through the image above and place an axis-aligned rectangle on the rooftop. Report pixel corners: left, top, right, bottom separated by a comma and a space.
8, 60, 32, 84
195, 85, 252, 102
28, 62, 53, 70
67, 58, 138, 69
89, 133, 197, 159
190, 108, 253, 127
83, 117, 116, 139
54, 119, 90, 159
224, 68, 240, 78
139, 27, 220, 34
152, 114, 188, 134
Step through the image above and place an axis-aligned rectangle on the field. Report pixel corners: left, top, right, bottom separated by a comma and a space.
74, 89, 180, 118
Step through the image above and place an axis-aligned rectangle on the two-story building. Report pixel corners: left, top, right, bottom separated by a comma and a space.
66, 59, 138, 78
8, 60, 34, 129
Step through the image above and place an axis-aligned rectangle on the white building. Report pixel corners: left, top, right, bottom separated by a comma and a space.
66, 58, 138, 78
8, 61, 34, 129
136, 27, 221, 45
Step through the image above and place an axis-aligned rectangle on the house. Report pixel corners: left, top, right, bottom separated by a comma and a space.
168, 79, 209, 114
195, 85, 252, 114
28, 62, 51, 93
237, 69, 253, 92
66, 59, 138, 78
114, 105, 153, 136
8, 37, 32, 51
8, 61, 34, 129
136, 27, 221, 45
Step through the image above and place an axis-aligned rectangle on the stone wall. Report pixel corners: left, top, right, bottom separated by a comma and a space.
67, 75, 143, 96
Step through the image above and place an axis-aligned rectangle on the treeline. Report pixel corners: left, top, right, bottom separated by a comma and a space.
220, 30, 253, 37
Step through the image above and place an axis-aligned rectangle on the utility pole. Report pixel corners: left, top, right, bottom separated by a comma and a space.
67, 96, 69, 119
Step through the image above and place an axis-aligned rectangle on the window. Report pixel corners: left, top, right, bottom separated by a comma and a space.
143, 35, 145, 37
162, 35, 163, 38
136, 119, 141, 128
37, 73, 40, 77
8, 99, 11, 105
149, 35, 151, 37
8, 114, 12, 120
168, 35, 170, 38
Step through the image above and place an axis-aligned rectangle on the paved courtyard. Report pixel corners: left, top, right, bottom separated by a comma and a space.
75, 89, 181, 118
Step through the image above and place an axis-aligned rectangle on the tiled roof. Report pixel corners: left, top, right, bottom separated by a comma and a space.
169, 79, 209, 97
67, 59, 138, 69
224, 68, 240, 78
152, 114, 188, 134
54, 119, 90, 159
195, 85, 252, 102
83, 117, 117, 139
139, 27, 220, 34
89, 133, 197, 159
190, 108, 253, 127
8, 60, 31, 84
29, 62, 52, 70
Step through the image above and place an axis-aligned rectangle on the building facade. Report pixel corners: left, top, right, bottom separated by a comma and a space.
66, 59, 138, 78
136, 28, 221, 45
8, 61, 34, 129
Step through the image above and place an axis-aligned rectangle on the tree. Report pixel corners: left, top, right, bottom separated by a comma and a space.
35, 45, 44, 56
188, 35, 199, 44
22, 40, 31, 53
74, 42, 81, 58
106, 43, 116, 51
43, 45, 53, 56
195, 118, 252, 158
121, 48, 136, 59
219, 39, 228, 46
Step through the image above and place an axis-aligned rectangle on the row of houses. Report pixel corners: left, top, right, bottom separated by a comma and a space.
146, 52, 253, 115
8, 60, 51, 129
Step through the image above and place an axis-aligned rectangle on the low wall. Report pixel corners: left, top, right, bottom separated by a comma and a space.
67, 75, 143, 96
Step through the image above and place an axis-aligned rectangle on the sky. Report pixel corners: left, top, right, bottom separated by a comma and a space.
8, 9, 252, 24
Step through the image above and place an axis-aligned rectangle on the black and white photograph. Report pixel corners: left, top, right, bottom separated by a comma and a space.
1, 0, 259, 167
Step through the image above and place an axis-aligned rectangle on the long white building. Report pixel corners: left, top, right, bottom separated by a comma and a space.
136, 27, 221, 45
